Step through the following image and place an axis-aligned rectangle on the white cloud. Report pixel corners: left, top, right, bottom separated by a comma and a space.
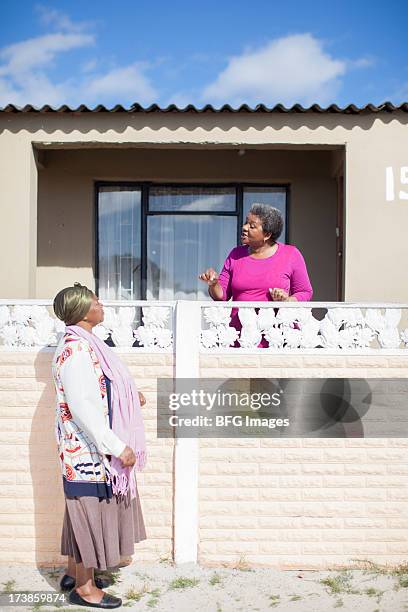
349, 56, 375, 69
0, 7, 157, 107
0, 33, 95, 77
0, 30, 95, 106
86, 63, 157, 104
165, 91, 194, 108
202, 33, 350, 106
35, 4, 94, 33
0, 72, 71, 107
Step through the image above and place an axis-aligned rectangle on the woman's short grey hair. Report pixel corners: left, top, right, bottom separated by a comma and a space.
249, 203, 284, 242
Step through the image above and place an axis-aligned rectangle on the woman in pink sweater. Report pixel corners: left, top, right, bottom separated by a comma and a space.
199, 203, 313, 345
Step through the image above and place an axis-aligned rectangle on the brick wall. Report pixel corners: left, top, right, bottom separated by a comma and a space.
198, 354, 408, 569
0, 350, 174, 566
1, 349, 407, 569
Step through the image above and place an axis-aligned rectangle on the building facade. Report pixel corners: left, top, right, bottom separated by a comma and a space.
1, 102, 407, 303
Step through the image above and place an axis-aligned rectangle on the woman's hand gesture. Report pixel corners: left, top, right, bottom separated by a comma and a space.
199, 268, 219, 286
269, 288, 290, 301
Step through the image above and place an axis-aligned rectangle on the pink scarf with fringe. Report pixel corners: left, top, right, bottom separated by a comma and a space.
66, 325, 147, 500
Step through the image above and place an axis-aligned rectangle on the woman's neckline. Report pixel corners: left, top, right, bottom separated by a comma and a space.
247, 242, 280, 260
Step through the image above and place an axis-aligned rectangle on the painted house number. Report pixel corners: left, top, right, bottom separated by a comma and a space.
386, 167, 408, 201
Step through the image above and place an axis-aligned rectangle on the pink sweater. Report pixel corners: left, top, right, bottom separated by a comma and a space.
218, 243, 313, 303
217, 243, 313, 346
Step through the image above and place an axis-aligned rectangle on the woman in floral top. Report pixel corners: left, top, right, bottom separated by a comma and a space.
52, 283, 147, 609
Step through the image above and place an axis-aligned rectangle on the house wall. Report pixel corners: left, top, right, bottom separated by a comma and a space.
0, 135, 37, 297
36, 147, 337, 301
198, 353, 408, 569
1, 348, 407, 568
0, 111, 408, 301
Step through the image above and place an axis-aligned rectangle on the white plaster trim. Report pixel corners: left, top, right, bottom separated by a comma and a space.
0, 300, 175, 350
200, 303, 408, 352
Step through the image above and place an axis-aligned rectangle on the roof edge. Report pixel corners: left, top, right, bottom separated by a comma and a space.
1, 101, 408, 114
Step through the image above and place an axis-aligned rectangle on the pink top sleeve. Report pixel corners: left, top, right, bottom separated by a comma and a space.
217, 250, 234, 301
289, 247, 313, 301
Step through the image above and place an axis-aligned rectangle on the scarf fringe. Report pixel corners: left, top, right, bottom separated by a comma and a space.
135, 450, 147, 472
107, 451, 147, 499
111, 472, 128, 496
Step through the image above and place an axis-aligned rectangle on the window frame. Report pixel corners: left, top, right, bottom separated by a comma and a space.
95, 181, 290, 299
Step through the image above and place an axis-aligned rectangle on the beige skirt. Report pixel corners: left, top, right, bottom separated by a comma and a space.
61, 485, 147, 570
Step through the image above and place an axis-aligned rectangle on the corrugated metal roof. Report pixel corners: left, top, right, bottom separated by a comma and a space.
1, 101, 407, 114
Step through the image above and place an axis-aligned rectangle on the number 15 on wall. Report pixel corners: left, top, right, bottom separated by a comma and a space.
386, 167, 408, 202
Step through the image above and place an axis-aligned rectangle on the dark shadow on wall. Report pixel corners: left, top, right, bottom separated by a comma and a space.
30, 348, 66, 586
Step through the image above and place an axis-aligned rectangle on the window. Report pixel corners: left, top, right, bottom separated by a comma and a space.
147, 214, 236, 300
147, 186, 236, 300
96, 183, 288, 300
149, 186, 236, 212
97, 187, 141, 300
243, 187, 287, 241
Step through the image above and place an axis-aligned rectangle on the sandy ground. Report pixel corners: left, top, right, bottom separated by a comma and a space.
1, 560, 408, 611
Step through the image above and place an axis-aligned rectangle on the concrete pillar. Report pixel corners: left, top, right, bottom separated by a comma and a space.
173, 300, 201, 564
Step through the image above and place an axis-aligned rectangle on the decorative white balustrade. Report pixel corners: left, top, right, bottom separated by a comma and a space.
200, 302, 408, 352
1, 300, 408, 353
0, 300, 175, 351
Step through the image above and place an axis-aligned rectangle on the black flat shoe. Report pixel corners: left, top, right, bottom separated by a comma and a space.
69, 589, 122, 609
59, 574, 111, 591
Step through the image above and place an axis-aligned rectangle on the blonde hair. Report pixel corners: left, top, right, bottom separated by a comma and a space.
53, 282, 94, 325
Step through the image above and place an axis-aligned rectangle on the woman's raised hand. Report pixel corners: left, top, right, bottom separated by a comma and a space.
119, 445, 136, 467
199, 268, 219, 286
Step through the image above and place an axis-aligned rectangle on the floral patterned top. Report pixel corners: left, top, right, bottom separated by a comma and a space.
51, 332, 126, 498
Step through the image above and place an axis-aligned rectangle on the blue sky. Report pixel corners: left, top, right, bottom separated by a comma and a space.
1, 0, 407, 108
